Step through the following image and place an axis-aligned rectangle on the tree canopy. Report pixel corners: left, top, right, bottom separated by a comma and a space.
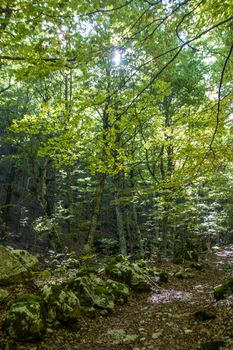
0, 0, 232, 257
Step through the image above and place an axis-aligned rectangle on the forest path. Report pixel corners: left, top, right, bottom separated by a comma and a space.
43, 247, 233, 350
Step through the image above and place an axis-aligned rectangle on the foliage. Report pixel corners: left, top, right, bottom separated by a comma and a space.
0, 0, 232, 256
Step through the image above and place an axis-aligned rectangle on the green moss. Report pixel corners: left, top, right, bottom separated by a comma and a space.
69, 275, 115, 310
40, 284, 81, 323
106, 280, 130, 303
0, 288, 9, 304
105, 255, 150, 291
12, 249, 39, 271
0, 245, 28, 285
5, 294, 46, 341
80, 306, 96, 318
76, 264, 100, 277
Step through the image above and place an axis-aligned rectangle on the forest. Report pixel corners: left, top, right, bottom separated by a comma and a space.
0, 0, 233, 349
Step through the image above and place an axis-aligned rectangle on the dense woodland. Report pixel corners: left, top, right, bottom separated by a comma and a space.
0, 0, 233, 259
1, 1, 233, 350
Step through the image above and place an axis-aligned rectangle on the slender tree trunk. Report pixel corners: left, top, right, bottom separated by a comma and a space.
115, 172, 127, 255
125, 206, 133, 254
160, 99, 174, 256
37, 158, 49, 214
66, 168, 75, 252
132, 202, 144, 257
2, 164, 15, 227
129, 170, 143, 256
84, 173, 106, 253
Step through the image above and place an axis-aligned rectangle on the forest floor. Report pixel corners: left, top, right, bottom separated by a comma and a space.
2, 247, 233, 350
40, 247, 233, 350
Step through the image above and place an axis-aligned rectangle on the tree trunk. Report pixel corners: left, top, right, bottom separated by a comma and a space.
132, 202, 144, 257
2, 164, 16, 227
84, 173, 106, 253
66, 168, 75, 252
115, 172, 127, 255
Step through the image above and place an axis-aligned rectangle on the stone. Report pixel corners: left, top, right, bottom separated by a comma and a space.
105, 255, 151, 291
106, 279, 130, 304
5, 294, 46, 341
80, 306, 96, 318
75, 264, 100, 277
100, 309, 108, 316
12, 249, 39, 271
40, 284, 81, 323
214, 280, 233, 300
194, 308, 216, 321
0, 245, 28, 285
69, 274, 115, 310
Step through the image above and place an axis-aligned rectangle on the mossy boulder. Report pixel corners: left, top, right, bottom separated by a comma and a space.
105, 255, 150, 291
106, 279, 130, 304
80, 305, 96, 318
214, 279, 233, 300
0, 245, 29, 285
12, 249, 39, 271
146, 267, 168, 284
68, 274, 115, 311
40, 284, 81, 323
5, 294, 46, 341
75, 264, 100, 277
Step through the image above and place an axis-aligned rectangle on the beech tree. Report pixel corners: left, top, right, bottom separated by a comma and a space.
0, 0, 232, 256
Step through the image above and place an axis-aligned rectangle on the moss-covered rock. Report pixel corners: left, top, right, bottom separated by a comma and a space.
12, 249, 39, 271
106, 279, 130, 304
69, 274, 115, 311
105, 255, 150, 291
145, 267, 168, 284
5, 294, 46, 341
40, 284, 81, 323
214, 280, 233, 300
80, 305, 96, 318
0, 245, 29, 285
75, 264, 100, 277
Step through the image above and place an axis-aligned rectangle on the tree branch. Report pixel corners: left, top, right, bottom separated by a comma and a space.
209, 42, 233, 152
0, 55, 76, 63
83, 1, 133, 16
194, 42, 233, 174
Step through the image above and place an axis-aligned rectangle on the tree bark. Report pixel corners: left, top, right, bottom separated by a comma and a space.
115, 172, 127, 255
83, 173, 106, 253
